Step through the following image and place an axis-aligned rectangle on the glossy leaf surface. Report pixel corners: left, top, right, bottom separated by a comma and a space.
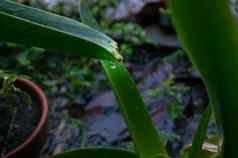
0, 0, 122, 61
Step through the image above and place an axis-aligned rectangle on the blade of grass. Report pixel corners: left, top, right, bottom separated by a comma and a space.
79, 1, 168, 158
0, 0, 122, 61
169, 0, 238, 157
189, 105, 212, 158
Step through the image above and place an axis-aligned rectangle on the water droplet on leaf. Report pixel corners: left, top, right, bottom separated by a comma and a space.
111, 65, 116, 69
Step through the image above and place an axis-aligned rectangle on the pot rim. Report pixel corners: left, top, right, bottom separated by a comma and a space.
2, 78, 48, 158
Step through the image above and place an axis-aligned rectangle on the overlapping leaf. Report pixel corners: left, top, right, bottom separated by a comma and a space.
0, 0, 122, 61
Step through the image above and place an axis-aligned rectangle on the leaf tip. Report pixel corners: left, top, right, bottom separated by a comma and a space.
111, 41, 123, 62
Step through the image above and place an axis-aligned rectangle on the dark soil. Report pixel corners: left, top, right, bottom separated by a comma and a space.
0, 90, 40, 156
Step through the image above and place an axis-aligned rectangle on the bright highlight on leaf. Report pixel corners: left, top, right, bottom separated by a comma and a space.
0, 0, 122, 61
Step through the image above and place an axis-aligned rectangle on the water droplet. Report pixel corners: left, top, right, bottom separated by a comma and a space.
111, 65, 116, 69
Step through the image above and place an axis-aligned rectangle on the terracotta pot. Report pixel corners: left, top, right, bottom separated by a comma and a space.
1, 78, 48, 158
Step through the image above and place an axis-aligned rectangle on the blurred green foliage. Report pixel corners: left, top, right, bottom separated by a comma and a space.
90, 0, 152, 59
148, 75, 190, 120
105, 22, 152, 58
0, 42, 101, 104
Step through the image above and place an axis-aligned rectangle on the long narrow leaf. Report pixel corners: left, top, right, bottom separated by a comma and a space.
101, 61, 168, 158
79, 1, 168, 158
0, 0, 122, 61
189, 105, 212, 158
169, 0, 238, 157
50, 148, 138, 158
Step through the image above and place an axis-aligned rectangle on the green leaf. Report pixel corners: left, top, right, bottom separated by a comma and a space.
101, 61, 168, 158
189, 105, 212, 158
0, 0, 122, 61
50, 148, 138, 158
169, 0, 238, 157
79, 1, 168, 158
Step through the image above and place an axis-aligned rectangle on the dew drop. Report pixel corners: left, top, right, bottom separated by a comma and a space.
111, 65, 116, 69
